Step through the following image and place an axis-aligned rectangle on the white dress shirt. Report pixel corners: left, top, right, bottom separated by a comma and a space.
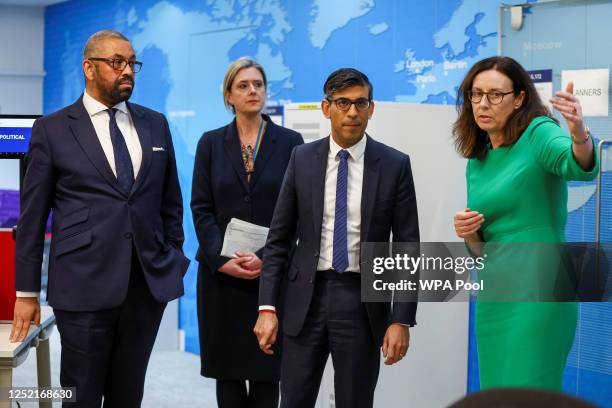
82, 90, 142, 178
17, 91, 142, 298
317, 135, 365, 273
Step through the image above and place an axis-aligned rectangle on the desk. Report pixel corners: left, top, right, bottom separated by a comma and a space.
0, 306, 55, 408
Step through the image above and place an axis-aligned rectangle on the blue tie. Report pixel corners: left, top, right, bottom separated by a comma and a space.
107, 108, 134, 193
332, 149, 350, 273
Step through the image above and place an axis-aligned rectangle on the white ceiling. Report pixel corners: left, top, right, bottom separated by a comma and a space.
0, 0, 68, 6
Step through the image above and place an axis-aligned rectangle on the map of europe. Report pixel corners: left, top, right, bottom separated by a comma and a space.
43, 0, 533, 353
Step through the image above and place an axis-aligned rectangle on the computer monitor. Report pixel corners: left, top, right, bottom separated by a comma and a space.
0, 115, 39, 157
0, 159, 21, 228
0, 115, 40, 227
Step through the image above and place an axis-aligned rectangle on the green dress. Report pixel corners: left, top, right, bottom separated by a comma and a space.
466, 116, 599, 390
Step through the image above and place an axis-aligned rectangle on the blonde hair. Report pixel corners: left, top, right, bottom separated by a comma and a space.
223, 57, 267, 113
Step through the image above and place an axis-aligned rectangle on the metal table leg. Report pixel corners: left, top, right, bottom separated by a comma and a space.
0, 367, 12, 408
36, 337, 51, 408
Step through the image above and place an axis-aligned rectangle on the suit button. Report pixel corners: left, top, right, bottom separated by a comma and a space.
314, 252, 319, 257
244, 196, 250, 203
124, 232, 132, 239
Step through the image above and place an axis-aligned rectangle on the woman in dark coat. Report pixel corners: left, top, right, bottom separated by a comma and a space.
191, 57, 303, 408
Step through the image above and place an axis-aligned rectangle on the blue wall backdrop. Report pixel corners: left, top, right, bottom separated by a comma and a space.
42, 0, 609, 405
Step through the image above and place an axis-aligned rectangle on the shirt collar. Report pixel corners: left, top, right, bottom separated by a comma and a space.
329, 133, 367, 161
83, 89, 129, 117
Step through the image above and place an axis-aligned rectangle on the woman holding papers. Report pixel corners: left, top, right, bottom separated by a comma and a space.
452, 56, 597, 390
191, 57, 303, 408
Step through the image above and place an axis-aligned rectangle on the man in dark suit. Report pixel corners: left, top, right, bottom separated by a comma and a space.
254, 68, 419, 408
9, 29, 189, 407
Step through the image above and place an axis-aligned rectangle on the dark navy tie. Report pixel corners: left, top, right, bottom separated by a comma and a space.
107, 108, 134, 193
332, 149, 350, 273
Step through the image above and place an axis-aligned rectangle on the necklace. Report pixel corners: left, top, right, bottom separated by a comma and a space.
240, 119, 266, 179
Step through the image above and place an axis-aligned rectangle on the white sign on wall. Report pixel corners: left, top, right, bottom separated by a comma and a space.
561, 69, 609, 117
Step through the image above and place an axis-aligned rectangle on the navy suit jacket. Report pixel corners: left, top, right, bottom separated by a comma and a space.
259, 135, 419, 346
15, 97, 189, 311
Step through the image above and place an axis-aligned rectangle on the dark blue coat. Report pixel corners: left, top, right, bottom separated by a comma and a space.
191, 115, 303, 380
15, 97, 189, 311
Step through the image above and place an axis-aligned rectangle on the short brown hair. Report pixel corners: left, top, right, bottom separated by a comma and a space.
223, 57, 267, 113
452, 56, 553, 160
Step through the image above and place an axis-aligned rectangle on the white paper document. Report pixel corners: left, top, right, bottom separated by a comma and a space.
221, 218, 270, 258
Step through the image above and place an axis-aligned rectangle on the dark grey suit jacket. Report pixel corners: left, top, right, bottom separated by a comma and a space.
259, 135, 419, 346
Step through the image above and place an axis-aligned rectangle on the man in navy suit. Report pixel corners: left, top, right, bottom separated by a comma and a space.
254, 68, 419, 408
10, 30, 189, 407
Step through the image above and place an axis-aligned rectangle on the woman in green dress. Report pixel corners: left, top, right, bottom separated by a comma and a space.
452, 56, 598, 390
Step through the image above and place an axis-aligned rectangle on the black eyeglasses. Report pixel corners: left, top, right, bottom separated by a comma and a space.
467, 90, 514, 105
327, 97, 371, 111
89, 57, 143, 73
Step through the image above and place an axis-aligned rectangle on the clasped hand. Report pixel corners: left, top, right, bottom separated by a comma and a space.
218, 251, 262, 279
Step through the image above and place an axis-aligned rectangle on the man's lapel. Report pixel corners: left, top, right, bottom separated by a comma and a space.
128, 102, 152, 196
67, 97, 126, 197
360, 135, 380, 242
312, 137, 329, 247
